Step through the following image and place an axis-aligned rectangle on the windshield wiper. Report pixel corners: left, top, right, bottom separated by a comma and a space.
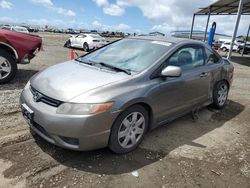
75, 58, 94, 65
99, 62, 131, 75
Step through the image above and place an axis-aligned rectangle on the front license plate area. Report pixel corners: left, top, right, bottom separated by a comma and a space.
21, 104, 34, 125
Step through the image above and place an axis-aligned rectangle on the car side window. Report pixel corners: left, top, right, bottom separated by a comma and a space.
205, 48, 220, 64
166, 46, 204, 70
77, 35, 86, 38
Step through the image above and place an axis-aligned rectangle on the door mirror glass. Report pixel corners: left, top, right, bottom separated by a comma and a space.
161, 66, 182, 77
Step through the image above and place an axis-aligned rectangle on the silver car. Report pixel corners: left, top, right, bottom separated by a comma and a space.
20, 36, 234, 154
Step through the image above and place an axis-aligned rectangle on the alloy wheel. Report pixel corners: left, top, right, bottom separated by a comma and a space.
118, 112, 145, 149
217, 83, 228, 106
0, 56, 11, 80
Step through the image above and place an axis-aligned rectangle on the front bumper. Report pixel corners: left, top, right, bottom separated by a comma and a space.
20, 87, 118, 151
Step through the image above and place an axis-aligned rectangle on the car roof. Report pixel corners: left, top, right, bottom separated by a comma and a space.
11, 26, 27, 29
128, 36, 205, 45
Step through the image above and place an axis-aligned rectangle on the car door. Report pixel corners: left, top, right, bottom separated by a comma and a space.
154, 44, 211, 124
203, 47, 224, 100
76, 35, 84, 47
78, 35, 86, 48
70, 35, 77, 47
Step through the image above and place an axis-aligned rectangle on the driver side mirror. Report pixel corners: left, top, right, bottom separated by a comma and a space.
161, 66, 182, 77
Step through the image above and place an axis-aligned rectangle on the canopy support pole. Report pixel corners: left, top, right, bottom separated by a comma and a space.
227, 0, 244, 59
204, 7, 211, 42
190, 14, 195, 39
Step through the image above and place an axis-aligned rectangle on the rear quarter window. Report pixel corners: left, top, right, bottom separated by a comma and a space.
205, 47, 221, 65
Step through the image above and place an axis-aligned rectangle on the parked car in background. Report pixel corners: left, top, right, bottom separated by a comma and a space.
66, 28, 79, 34
0, 25, 11, 30
68, 33, 107, 51
21, 25, 39, 33
10, 26, 29, 34
0, 29, 42, 83
220, 42, 238, 51
212, 41, 222, 50
20, 36, 234, 154
237, 43, 250, 54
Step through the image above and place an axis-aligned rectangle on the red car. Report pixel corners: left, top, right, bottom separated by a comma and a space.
0, 29, 42, 83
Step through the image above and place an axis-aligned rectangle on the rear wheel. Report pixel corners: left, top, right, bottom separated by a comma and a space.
222, 47, 227, 52
212, 81, 229, 109
64, 40, 71, 48
0, 50, 17, 84
109, 105, 149, 154
239, 48, 245, 54
83, 43, 89, 52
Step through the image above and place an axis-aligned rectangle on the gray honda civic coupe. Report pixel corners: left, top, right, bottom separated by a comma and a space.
20, 36, 234, 153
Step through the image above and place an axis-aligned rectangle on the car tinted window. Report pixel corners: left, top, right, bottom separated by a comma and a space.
205, 48, 220, 64
167, 46, 204, 70
81, 39, 172, 72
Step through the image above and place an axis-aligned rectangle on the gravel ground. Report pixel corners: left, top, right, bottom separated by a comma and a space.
0, 33, 249, 188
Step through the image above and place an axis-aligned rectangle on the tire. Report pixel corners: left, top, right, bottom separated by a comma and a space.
83, 43, 89, 52
211, 81, 229, 109
222, 47, 227, 52
109, 105, 149, 154
64, 40, 71, 48
0, 50, 17, 84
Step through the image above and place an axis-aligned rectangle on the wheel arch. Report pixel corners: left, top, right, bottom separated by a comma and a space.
118, 99, 154, 131
0, 42, 18, 61
215, 79, 230, 89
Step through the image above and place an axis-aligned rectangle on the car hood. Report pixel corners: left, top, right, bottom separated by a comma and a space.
30, 61, 130, 102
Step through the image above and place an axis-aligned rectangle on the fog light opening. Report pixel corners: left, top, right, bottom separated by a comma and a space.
59, 136, 79, 146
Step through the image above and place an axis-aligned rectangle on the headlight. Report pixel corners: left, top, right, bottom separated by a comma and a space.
56, 102, 113, 115
24, 81, 30, 90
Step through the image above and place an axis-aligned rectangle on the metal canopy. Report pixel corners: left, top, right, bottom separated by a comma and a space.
190, 0, 250, 60
196, 0, 250, 15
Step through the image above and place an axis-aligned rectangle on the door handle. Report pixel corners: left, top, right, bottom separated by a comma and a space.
200, 72, 208, 77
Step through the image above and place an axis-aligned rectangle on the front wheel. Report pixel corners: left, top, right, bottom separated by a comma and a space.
212, 81, 229, 109
83, 43, 89, 52
0, 50, 17, 84
109, 105, 149, 154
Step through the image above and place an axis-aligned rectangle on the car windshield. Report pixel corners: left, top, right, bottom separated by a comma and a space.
89, 34, 102, 38
79, 39, 172, 72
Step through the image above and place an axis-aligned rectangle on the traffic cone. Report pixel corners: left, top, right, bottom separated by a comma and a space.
70, 49, 74, 60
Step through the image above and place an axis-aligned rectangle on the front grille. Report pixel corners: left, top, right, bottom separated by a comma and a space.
30, 86, 62, 107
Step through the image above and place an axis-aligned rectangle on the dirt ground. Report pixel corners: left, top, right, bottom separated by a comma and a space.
0, 33, 249, 188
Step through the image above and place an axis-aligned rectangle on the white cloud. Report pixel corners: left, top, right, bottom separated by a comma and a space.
103, 4, 124, 16
93, 0, 125, 16
0, 16, 86, 29
28, 18, 49, 25
30, 0, 76, 17
92, 20, 130, 31
92, 0, 108, 7
31, 0, 53, 6
50, 7, 76, 16
92, 0, 248, 35
0, 0, 13, 9
0, 16, 17, 23
115, 23, 130, 30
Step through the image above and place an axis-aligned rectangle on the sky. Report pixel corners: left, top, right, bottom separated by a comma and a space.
0, 0, 249, 36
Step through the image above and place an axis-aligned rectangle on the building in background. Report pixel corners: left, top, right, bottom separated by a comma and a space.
170, 30, 232, 42
149, 31, 165, 37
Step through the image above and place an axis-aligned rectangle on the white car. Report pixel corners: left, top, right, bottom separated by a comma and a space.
69, 33, 107, 51
220, 42, 238, 51
10, 26, 29, 34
